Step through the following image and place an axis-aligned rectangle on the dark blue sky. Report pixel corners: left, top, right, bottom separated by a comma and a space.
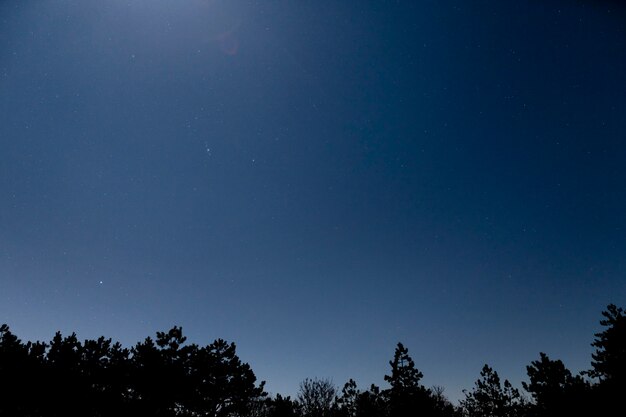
1, 0, 625, 401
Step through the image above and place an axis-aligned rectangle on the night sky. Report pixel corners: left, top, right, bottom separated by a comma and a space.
1, 0, 625, 401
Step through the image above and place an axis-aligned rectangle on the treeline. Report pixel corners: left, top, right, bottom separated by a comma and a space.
0, 304, 623, 417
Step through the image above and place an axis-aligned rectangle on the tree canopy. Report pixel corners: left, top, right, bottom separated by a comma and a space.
0, 304, 624, 417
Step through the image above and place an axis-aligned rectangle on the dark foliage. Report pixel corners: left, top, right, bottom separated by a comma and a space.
354, 384, 387, 417
589, 304, 626, 384
297, 378, 337, 417
384, 343, 459, 417
586, 303, 626, 416
384, 343, 433, 417
337, 379, 359, 417
0, 304, 623, 417
261, 394, 301, 417
0, 325, 265, 417
460, 364, 527, 417
522, 353, 590, 417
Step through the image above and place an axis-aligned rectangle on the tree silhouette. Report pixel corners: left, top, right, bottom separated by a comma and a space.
297, 378, 338, 417
522, 353, 589, 417
130, 335, 174, 415
384, 343, 424, 395
0, 324, 43, 416
101, 340, 132, 415
589, 304, 626, 384
586, 304, 626, 416
184, 338, 266, 417
354, 384, 387, 417
431, 386, 460, 417
383, 343, 434, 417
260, 394, 302, 417
460, 365, 526, 417
80, 336, 115, 415
46, 331, 88, 416
1, 303, 625, 417
337, 379, 359, 417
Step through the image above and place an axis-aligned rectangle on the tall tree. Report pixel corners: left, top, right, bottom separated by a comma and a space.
589, 304, 626, 384
383, 343, 431, 417
384, 343, 424, 395
586, 304, 626, 416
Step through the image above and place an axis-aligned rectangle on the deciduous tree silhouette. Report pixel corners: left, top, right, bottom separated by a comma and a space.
430, 386, 460, 417
297, 378, 338, 417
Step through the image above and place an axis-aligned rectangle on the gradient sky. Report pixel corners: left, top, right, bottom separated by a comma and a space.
1, 0, 625, 402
